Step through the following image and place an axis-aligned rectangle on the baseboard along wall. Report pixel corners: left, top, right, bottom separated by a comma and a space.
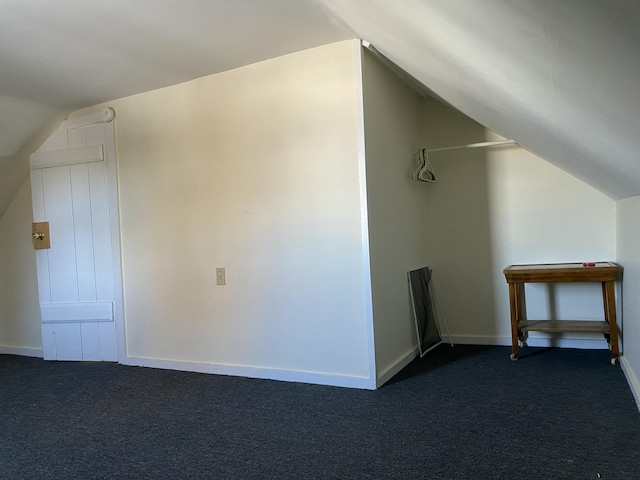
119, 355, 377, 390
620, 357, 640, 411
0, 345, 43, 358
376, 346, 419, 388
3, 337, 635, 406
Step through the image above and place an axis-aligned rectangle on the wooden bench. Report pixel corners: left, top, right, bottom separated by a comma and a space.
503, 262, 622, 364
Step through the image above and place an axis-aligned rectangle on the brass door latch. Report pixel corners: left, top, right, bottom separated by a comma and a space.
32, 222, 50, 250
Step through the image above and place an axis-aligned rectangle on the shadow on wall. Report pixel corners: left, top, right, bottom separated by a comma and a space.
416, 96, 499, 339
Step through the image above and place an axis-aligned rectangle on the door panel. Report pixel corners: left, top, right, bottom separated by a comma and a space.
88, 161, 115, 301
70, 163, 97, 301
30, 170, 51, 304
30, 112, 122, 362
40, 324, 55, 361
80, 323, 102, 361
40, 129, 69, 152
99, 322, 118, 361
52, 323, 83, 360
42, 166, 79, 303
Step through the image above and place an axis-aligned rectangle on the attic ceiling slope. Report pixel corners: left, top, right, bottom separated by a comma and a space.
319, 0, 640, 200
0, 0, 354, 217
0, 96, 61, 157
0, 0, 353, 109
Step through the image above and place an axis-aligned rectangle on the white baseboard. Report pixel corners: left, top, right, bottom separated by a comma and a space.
120, 355, 377, 390
376, 346, 419, 388
620, 357, 640, 412
0, 345, 43, 357
445, 335, 609, 350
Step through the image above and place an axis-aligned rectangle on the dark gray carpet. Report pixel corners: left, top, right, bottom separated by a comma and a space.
1, 345, 638, 479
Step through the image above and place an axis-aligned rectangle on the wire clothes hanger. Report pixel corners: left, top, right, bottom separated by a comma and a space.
413, 140, 517, 183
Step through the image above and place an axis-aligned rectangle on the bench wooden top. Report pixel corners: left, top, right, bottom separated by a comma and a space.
503, 262, 621, 283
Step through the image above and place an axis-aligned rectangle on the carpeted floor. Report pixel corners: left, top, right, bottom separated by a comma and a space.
0, 345, 638, 479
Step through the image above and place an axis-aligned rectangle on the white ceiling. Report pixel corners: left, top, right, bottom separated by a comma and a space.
321, 0, 640, 200
0, 0, 352, 158
2, 0, 640, 206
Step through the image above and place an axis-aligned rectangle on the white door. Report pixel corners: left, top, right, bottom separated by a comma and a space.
30, 108, 124, 362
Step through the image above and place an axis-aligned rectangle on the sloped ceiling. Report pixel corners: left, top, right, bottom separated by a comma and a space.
1, 0, 639, 215
0, 0, 352, 155
321, 0, 640, 200
0, 0, 353, 216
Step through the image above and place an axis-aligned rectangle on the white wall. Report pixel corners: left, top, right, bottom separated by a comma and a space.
0, 154, 27, 219
617, 196, 640, 406
0, 37, 623, 390
487, 131, 616, 346
0, 110, 68, 219
0, 180, 42, 356
81, 40, 373, 386
361, 50, 428, 384
417, 98, 497, 340
417, 96, 617, 347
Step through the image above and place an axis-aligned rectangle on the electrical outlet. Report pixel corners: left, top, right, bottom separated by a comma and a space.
216, 268, 226, 285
